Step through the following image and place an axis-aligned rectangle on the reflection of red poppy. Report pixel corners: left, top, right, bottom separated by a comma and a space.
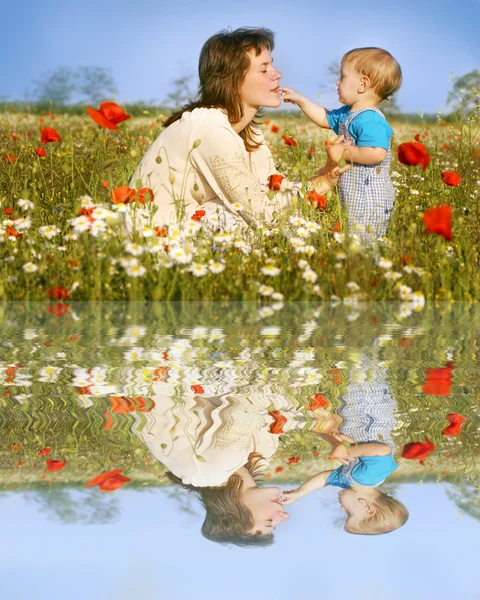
268, 174, 284, 191
110, 186, 136, 204
397, 142, 430, 171
137, 187, 154, 204
109, 396, 155, 413
306, 191, 327, 210
47, 303, 70, 317
45, 459, 66, 472
103, 412, 113, 430
268, 411, 287, 434
306, 394, 329, 411
191, 385, 204, 394
441, 171, 461, 186
87, 101, 131, 130
99, 474, 131, 492
86, 469, 124, 488
442, 413, 466, 436
40, 127, 61, 143
328, 369, 343, 385
423, 362, 454, 396
423, 205, 452, 241
401, 436, 436, 462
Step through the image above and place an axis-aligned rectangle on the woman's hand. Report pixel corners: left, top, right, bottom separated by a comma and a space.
309, 135, 352, 194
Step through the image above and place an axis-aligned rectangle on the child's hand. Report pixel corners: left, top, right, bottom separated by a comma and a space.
326, 141, 346, 165
280, 87, 305, 106
280, 489, 303, 504
329, 440, 356, 465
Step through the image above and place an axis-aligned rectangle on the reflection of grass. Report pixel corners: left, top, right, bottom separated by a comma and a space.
0, 112, 479, 300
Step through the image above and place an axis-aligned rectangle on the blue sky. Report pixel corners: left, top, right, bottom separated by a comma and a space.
3, 0, 479, 113
1, 483, 478, 600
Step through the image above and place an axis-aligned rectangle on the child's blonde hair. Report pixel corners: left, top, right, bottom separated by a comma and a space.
345, 493, 409, 535
342, 47, 402, 100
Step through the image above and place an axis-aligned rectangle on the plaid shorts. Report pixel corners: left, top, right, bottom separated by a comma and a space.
338, 107, 395, 242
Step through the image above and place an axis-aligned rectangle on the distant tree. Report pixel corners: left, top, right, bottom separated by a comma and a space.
447, 70, 480, 114
164, 73, 196, 109
76, 66, 118, 104
32, 66, 77, 105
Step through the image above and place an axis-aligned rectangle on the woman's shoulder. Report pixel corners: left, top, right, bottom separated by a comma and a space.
182, 106, 231, 127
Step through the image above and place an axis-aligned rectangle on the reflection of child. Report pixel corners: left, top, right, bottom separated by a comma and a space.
281, 48, 402, 242
282, 434, 408, 535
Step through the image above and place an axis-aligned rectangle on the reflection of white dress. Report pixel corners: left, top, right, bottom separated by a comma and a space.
132, 382, 301, 487
127, 108, 295, 229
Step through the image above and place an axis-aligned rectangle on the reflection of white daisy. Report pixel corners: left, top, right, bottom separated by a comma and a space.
124, 348, 144, 361
38, 366, 62, 382
258, 307, 274, 318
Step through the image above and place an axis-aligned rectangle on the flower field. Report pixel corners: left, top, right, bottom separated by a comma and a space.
0, 105, 478, 301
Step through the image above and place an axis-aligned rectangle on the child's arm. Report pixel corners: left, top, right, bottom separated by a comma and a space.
329, 442, 391, 463
281, 470, 334, 504
280, 87, 330, 129
327, 143, 387, 165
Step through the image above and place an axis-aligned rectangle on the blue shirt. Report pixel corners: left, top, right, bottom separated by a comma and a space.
326, 106, 393, 150
327, 453, 398, 489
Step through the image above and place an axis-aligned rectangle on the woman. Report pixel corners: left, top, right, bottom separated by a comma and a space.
128, 27, 349, 231
132, 378, 302, 546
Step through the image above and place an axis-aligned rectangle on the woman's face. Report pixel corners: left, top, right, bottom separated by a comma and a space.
242, 486, 290, 536
241, 47, 283, 111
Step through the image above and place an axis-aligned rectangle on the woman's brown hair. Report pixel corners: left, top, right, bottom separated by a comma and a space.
163, 27, 275, 152
166, 452, 274, 547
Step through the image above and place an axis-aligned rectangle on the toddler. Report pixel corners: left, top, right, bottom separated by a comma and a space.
282, 435, 408, 535
281, 47, 402, 243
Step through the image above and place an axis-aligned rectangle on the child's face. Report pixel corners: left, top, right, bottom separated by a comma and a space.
336, 63, 364, 106
338, 488, 372, 527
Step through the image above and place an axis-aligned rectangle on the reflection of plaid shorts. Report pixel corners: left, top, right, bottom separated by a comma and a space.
338, 359, 397, 452
337, 107, 395, 242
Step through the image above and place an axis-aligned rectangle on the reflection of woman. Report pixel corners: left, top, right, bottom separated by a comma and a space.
132, 382, 298, 546
128, 27, 349, 230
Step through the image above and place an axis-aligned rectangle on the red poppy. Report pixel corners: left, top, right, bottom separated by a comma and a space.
306, 191, 327, 210
99, 473, 131, 492
414, 133, 421, 142
441, 171, 461, 186
423, 362, 455, 396
11, 133, 18, 141
48, 303, 70, 317
268, 411, 287, 434
306, 394, 329, 411
47, 286, 70, 300
103, 412, 114, 431
35, 147, 47, 157
4, 154, 17, 165
86, 469, 124, 488
40, 127, 61, 143
9, 443, 22, 451
397, 142, 430, 171
287, 456, 301, 464
309, 147, 315, 154
442, 413, 466, 436
45, 459, 66, 472
401, 436, 436, 462
264, 120, 271, 125
274, 466, 284, 473
38, 448, 51, 456
4, 207, 13, 215
154, 226, 168, 237
110, 186, 136, 204
423, 205, 452, 241
284, 137, 297, 147
271, 124, 280, 133
268, 174, 285, 191
137, 187, 154, 204
101, 180, 109, 188
87, 101, 131, 130
191, 384, 204, 394
191, 209, 206, 222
